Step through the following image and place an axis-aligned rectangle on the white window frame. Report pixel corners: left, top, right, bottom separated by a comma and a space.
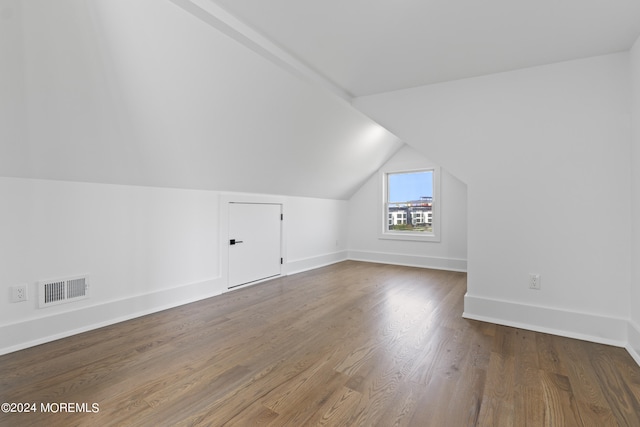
379, 167, 441, 242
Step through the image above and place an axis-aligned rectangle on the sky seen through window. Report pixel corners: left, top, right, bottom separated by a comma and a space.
388, 171, 433, 202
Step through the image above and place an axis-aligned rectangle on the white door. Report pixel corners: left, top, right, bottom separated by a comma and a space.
228, 203, 282, 288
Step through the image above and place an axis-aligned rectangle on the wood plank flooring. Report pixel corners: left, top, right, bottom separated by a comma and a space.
1, 261, 640, 426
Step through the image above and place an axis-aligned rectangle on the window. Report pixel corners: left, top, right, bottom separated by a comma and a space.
380, 168, 440, 242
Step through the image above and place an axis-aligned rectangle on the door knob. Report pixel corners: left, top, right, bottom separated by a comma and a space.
229, 239, 244, 245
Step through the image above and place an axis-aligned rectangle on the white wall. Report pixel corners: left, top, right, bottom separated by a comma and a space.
354, 53, 633, 345
348, 145, 467, 271
0, 177, 221, 354
0, 177, 348, 354
630, 36, 640, 361
285, 196, 348, 274
0, 0, 26, 177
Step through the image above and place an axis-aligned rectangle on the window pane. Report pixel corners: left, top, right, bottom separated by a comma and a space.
387, 170, 433, 233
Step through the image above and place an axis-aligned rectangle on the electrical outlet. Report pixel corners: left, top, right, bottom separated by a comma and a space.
529, 274, 541, 290
11, 284, 28, 302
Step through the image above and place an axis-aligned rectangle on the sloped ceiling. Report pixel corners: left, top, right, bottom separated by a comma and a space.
0, 0, 402, 200
6, 1, 639, 199
209, 0, 640, 97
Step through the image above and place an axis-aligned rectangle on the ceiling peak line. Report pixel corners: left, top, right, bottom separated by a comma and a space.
167, 0, 354, 102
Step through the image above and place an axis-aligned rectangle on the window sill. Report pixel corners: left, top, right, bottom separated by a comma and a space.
378, 232, 440, 243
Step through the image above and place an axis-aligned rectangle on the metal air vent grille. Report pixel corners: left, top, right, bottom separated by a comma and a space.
39, 275, 89, 308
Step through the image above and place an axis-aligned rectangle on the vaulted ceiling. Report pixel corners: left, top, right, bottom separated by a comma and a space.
207, 0, 640, 97
2, 0, 640, 199
0, 0, 402, 200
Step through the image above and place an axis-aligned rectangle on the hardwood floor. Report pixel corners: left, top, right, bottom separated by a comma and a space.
2, 261, 640, 426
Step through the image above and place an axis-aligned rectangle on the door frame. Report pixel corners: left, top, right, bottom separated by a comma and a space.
219, 193, 287, 291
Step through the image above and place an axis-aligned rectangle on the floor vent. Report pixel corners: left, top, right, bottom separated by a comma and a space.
39, 275, 89, 308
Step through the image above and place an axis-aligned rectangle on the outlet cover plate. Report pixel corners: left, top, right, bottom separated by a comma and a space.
529, 274, 541, 290
11, 284, 28, 302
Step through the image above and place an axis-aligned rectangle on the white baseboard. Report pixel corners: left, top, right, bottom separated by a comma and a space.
284, 250, 348, 275
348, 250, 467, 272
627, 320, 640, 366
0, 277, 225, 356
463, 294, 628, 347
5, 262, 638, 371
